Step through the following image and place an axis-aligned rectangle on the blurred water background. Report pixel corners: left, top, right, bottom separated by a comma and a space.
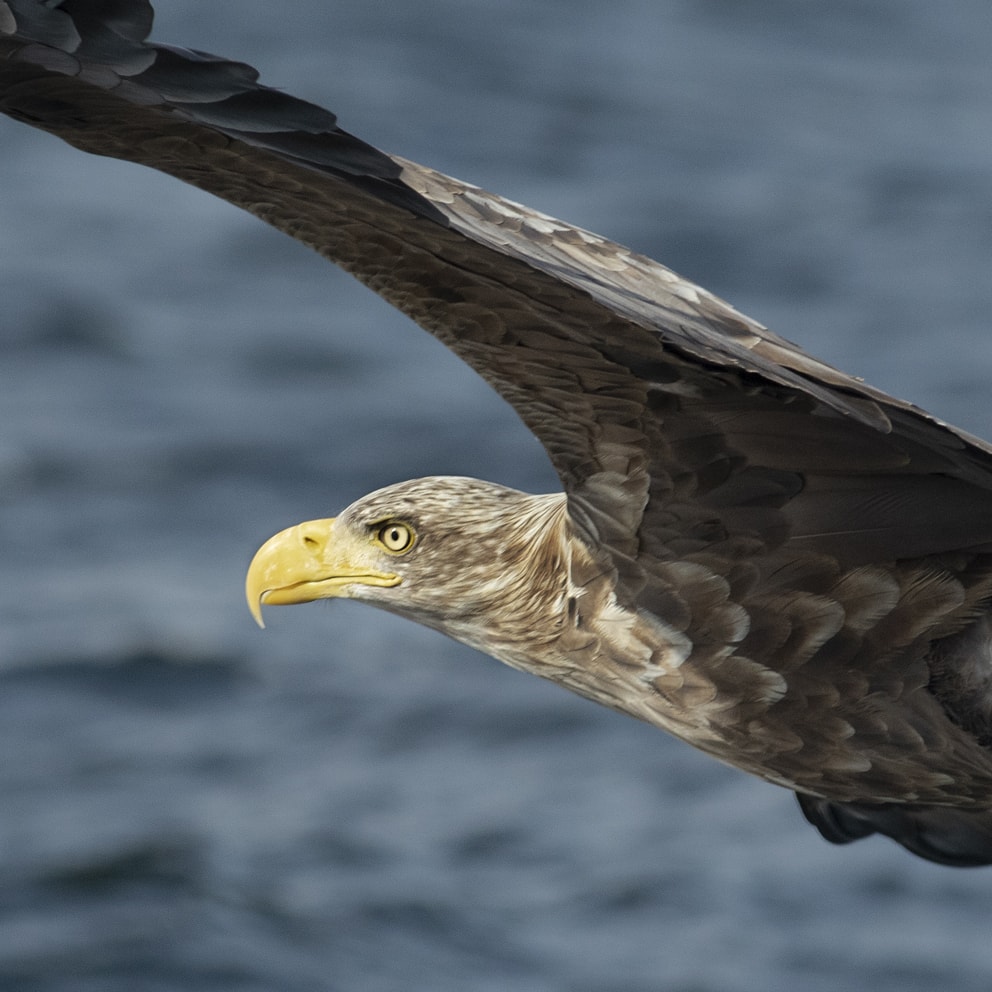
2, 1, 992, 989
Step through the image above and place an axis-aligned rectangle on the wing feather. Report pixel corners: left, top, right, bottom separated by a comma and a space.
5, 0, 992, 533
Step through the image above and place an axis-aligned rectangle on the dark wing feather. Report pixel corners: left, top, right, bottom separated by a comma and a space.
6, 0, 992, 859
5, 0, 992, 540
797, 794, 992, 868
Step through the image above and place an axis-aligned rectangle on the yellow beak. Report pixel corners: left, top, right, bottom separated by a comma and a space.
245, 517, 400, 627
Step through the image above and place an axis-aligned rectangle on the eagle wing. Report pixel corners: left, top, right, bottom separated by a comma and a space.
5, 0, 992, 547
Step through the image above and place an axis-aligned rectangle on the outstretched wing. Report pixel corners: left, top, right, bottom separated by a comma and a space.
5, 0, 992, 567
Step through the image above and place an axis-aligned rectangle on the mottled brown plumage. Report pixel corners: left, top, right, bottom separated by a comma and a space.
5, 0, 992, 865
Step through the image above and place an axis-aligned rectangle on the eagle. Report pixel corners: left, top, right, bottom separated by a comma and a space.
4, 0, 992, 866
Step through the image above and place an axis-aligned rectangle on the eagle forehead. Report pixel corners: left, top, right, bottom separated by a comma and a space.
339, 476, 565, 535
351, 475, 526, 507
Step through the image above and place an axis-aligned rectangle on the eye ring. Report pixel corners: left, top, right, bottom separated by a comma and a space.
375, 521, 415, 554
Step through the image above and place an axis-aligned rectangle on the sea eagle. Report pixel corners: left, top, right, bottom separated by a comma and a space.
4, 0, 992, 866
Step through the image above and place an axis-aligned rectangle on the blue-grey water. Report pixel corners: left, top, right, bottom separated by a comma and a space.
2, 1, 992, 989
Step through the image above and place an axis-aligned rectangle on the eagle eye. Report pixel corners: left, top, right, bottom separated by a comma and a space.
375, 521, 415, 554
